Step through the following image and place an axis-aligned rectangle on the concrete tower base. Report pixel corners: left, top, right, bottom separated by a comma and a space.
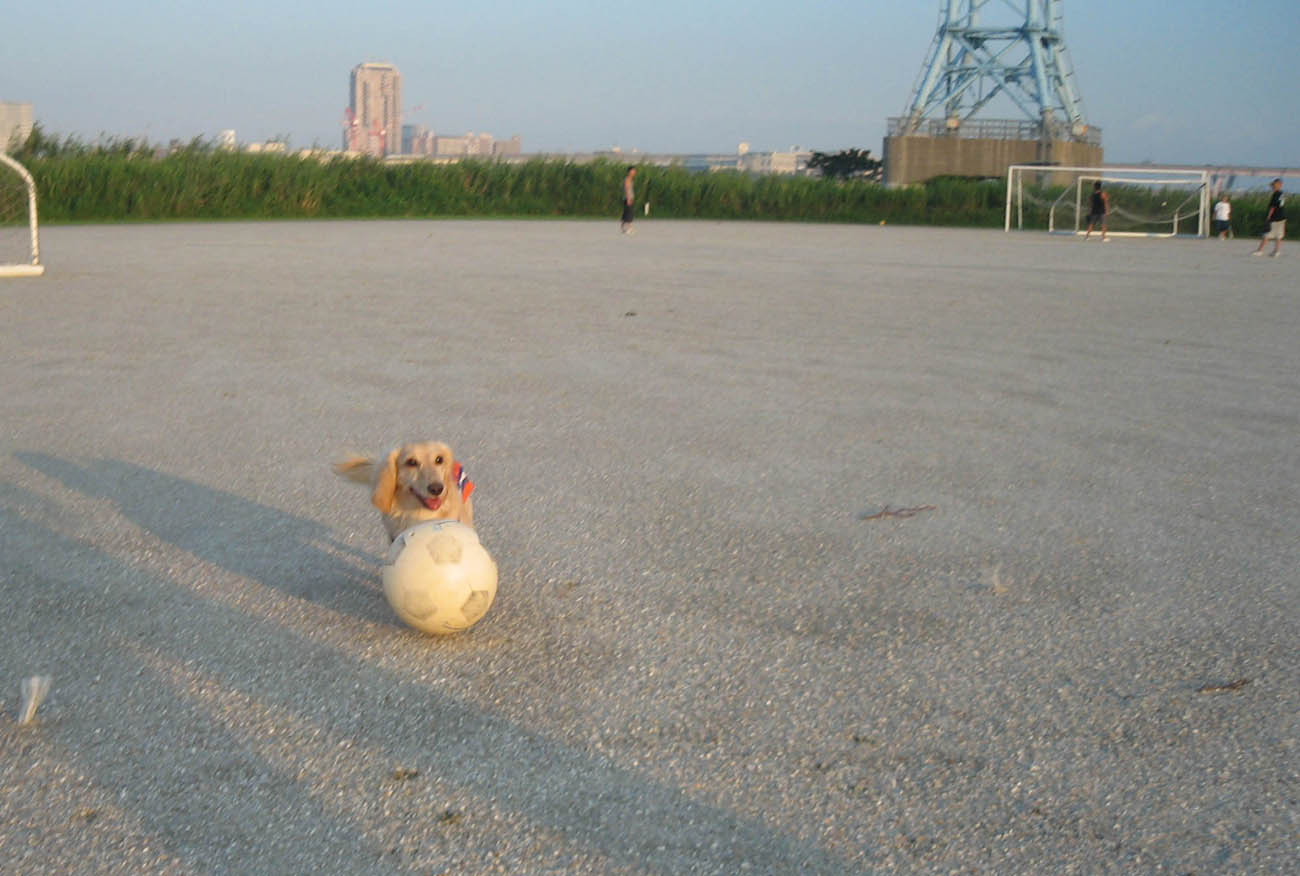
883, 135, 1103, 186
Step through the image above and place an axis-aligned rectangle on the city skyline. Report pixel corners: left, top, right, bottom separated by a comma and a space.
2, 1, 1297, 167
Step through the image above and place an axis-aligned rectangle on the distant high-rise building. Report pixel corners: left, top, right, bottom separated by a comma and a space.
1, 102, 35, 151
346, 62, 401, 157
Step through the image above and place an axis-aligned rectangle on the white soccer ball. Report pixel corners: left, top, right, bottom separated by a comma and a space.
381, 521, 498, 635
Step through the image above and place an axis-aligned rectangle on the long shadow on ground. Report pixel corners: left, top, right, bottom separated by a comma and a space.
4, 455, 853, 873
16, 452, 390, 625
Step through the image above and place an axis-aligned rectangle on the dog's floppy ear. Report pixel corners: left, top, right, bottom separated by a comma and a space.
371, 449, 401, 514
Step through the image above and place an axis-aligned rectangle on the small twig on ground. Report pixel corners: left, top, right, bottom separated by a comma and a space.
1196, 678, 1252, 694
18, 676, 52, 725
860, 505, 937, 521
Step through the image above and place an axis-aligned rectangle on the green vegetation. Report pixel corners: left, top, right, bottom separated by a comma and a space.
4, 126, 1006, 226
806, 148, 882, 181
19, 150, 1005, 226
6, 127, 1286, 233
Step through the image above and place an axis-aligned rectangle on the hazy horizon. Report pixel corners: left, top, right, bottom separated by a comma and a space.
5, 1, 1297, 167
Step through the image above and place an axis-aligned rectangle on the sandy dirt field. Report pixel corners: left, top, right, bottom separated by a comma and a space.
1, 219, 1295, 873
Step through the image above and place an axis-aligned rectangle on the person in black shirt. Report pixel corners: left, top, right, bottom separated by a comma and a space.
1253, 178, 1286, 257
1084, 181, 1109, 241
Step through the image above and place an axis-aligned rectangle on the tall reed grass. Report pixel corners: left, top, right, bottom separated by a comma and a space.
18, 142, 1008, 225
12, 134, 1286, 234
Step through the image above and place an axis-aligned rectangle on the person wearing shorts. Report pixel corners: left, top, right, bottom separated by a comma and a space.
1253, 179, 1286, 257
1212, 193, 1232, 239
620, 166, 637, 234
1084, 181, 1109, 241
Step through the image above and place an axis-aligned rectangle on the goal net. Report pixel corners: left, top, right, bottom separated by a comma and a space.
1005, 165, 1210, 238
0, 151, 44, 277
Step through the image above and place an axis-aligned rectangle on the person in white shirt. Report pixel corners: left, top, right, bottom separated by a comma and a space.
1212, 194, 1232, 240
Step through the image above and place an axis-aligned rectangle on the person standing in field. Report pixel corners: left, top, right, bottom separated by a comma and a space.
1213, 193, 1232, 239
620, 166, 637, 235
1084, 180, 1109, 241
1252, 178, 1286, 257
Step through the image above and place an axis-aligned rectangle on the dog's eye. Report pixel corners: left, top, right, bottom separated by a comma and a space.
403, 457, 419, 468
434, 455, 444, 465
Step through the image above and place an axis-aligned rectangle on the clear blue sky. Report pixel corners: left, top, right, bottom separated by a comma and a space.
5, 1, 1297, 166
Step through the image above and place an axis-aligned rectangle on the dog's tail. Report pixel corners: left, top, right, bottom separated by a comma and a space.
333, 456, 376, 484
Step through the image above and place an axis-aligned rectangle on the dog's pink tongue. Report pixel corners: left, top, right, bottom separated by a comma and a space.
422, 495, 443, 511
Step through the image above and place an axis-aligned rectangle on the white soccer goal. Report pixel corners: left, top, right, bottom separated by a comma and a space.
1005, 165, 1211, 238
0, 151, 44, 277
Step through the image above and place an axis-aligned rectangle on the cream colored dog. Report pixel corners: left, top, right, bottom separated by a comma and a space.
334, 441, 474, 541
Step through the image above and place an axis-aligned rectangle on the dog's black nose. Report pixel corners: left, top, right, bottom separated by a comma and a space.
429, 484, 444, 496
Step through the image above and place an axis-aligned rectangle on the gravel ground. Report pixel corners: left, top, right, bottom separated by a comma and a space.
1, 219, 1296, 874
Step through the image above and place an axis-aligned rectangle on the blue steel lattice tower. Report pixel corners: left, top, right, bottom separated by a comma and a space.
902, 0, 1087, 135
885, 0, 1100, 184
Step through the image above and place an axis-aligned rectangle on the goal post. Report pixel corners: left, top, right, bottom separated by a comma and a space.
0, 151, 44, 277
1005, 164, 1211, 238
